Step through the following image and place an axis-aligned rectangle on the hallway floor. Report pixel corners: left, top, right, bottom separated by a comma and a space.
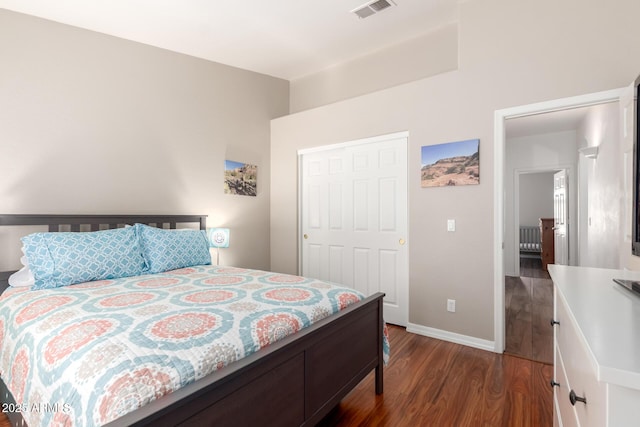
504, 258, 553, 365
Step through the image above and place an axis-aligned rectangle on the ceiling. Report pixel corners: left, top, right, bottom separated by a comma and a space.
505, 106, 597, 139
0, 0, 459, 80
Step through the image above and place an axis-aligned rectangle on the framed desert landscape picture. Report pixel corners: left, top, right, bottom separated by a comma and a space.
421, 139, 480, 187
224, 160, 257, 196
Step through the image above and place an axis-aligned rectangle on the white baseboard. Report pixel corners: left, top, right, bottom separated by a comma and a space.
406, 322, 497, 353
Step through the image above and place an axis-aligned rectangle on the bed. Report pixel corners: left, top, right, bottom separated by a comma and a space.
0, 214, 386, 427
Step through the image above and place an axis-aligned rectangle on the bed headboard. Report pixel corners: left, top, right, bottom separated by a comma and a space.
0, 214, 207, 291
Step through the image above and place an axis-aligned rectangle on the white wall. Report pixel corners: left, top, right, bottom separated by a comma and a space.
290, 23, 458, 113
519, 173, 554, 226
577, 102, 622, 269
0, 10, 290, 271
271, 0, 640, 343
504, 131, 578, 276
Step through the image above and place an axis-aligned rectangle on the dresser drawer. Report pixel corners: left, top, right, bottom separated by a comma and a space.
555, 291, 606, 427
554, 346, 578, 427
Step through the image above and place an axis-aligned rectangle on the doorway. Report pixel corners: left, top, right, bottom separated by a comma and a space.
505, 169, 556, 363
493, 88, 625, 353
298, 132, 409, 326
511, 170, 560, 277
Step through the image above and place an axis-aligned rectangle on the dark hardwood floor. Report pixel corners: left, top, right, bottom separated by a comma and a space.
504, 258, 553, 365
319, 325, 552, 426
0, 326, 553, 427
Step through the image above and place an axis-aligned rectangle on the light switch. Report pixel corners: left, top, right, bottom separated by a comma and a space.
447, 219, 456, 232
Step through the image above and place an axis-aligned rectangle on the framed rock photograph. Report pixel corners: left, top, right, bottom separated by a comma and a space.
224, 160, 257, 196
421, 139, 479, 187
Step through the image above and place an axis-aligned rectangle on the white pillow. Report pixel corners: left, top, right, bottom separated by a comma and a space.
8, 265, 35, 288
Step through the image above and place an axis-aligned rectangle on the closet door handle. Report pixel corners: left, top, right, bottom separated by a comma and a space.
569, 390, 587, 406
550, 380, 560, 388
550, 319, 560, 326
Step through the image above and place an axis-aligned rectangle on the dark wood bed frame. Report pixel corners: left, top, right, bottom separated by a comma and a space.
0, 214, 384, 427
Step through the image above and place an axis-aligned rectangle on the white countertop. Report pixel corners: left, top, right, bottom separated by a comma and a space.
548, 264, 640, 390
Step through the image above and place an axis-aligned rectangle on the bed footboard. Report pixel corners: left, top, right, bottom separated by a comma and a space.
2, 293, 384, 427
105, 292, 385, 427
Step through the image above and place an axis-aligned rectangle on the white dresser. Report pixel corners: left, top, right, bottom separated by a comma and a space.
548, 265, 640, 427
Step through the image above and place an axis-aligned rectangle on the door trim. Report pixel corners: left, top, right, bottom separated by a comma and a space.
297, 131, 409, 155
511, 166, 573, 277
493, 88, 624, 353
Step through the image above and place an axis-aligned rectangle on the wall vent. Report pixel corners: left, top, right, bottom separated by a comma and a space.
351, 0, 396, 19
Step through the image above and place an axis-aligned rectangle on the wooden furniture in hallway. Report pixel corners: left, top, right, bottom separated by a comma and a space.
539, 218, 554, 271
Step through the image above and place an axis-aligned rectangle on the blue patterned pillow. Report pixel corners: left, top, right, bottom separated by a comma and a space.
135, 224, 211, 274
21, 227, 148, 290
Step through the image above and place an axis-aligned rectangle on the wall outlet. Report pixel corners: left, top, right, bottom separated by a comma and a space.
447, 299, 456, 312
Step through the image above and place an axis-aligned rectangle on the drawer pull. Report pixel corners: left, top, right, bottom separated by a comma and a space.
550, 319, 560, 326
550, 380, 560, 388
569, 390, 587, 406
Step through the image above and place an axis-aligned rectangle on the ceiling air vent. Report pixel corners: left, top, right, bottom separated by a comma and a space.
352, 0, 396, 19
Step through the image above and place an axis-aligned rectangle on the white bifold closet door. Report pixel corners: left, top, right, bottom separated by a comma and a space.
299, 132, 408, 326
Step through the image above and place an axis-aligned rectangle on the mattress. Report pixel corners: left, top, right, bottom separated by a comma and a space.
0, 265, 389, 426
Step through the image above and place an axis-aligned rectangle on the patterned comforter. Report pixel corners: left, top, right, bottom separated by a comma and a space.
0, 265, 389, 426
